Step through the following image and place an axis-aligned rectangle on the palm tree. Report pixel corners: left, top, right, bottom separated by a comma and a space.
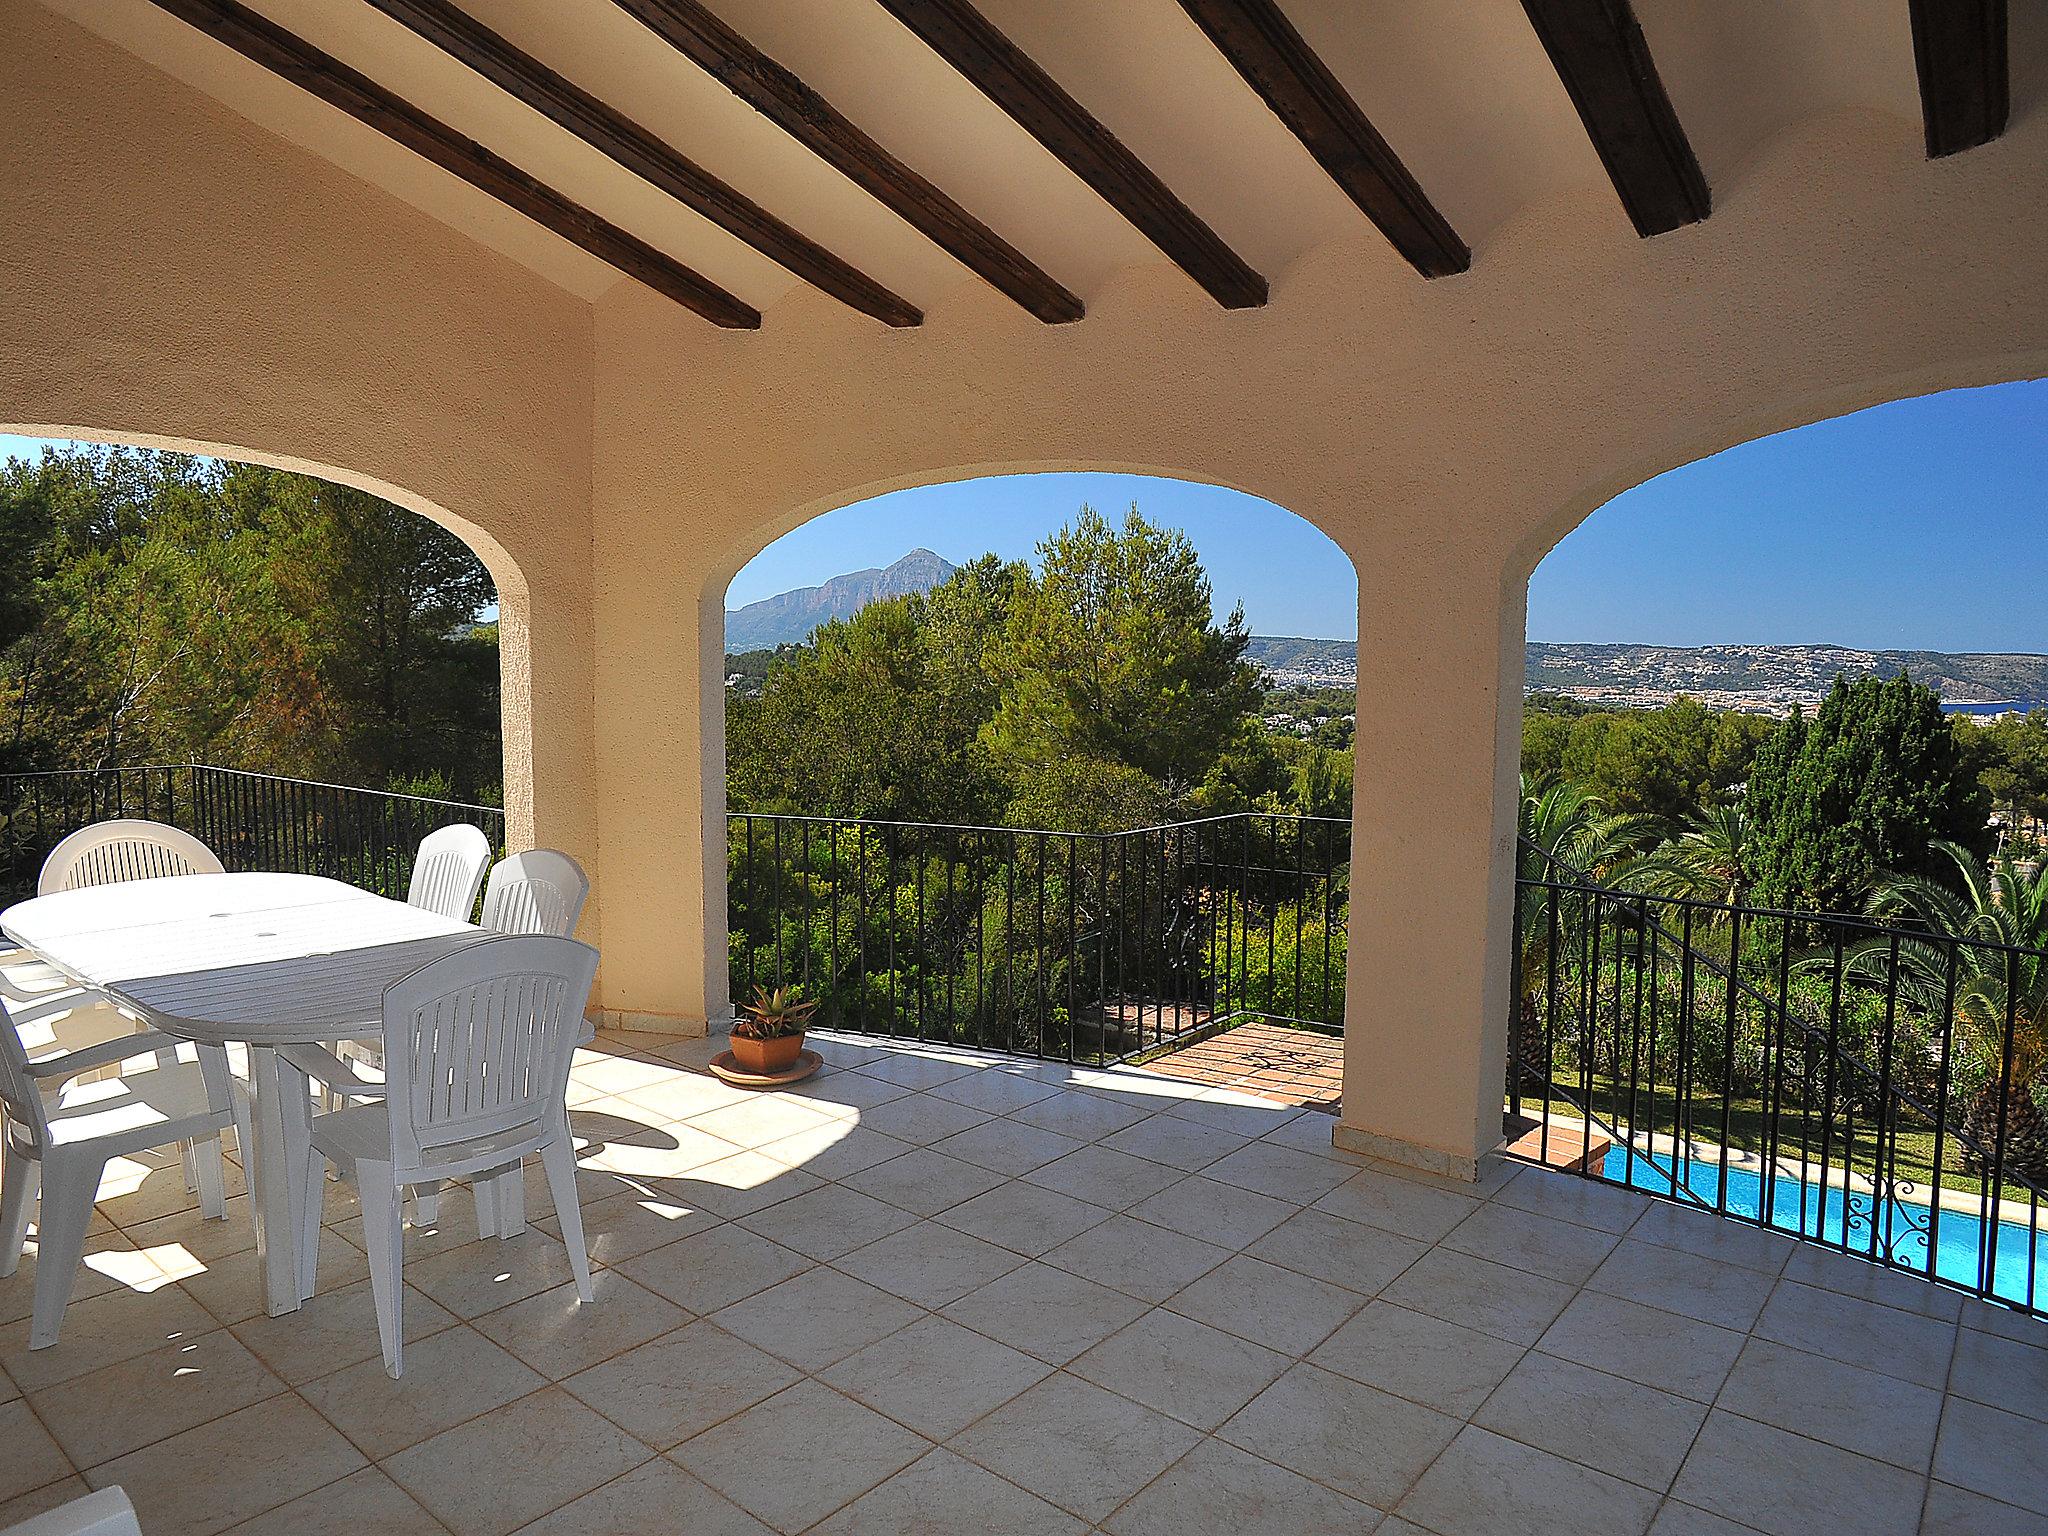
1626, 803, 1750, 911
1848, 840, 2048, 1183
1513, 776, 1658, 1086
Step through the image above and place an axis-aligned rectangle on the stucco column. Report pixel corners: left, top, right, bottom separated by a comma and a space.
1335, 541, 1524, 1180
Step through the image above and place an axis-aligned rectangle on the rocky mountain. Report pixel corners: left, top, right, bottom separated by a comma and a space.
726, 549, 958, 650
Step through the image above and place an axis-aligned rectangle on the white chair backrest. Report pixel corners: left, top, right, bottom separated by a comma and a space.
1, 1486, 142, 1536
480, 850, 590, 938
38, 820, 224, 896
406, 823, 492, 921
0, 996, 51, 1154
381, 934, 598, 1178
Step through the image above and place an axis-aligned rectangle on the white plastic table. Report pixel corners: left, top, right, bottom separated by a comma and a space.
1, 872, 495, 1316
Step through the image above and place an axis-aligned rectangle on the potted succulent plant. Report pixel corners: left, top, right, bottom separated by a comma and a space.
731, 983, 817, 1074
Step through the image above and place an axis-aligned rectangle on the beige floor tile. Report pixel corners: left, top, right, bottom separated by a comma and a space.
1588, 1238, 1777, 1331
810, 1447, 1086, 1536
1071, 1309, 1289, 1431
857, 1053, 981, 1091
403, 1229, 579, 1321
560, 1321, 800, 1448
854, 1093, 994, 1147
1399, 1425, 1660, 1536
617, 1223, 812, 1314
1025, 1147, 1186, 1211
94, 1149, 247, 1230
755, 1121, 912, 1182
0, 1228, 165, 1327
737, 1184, 915, 1261
1311, 1169, 1478, 1244
1752, 1279, 1957, 1388
231, 1279, 458, 1385
1441, 1199, 1622, 1285
1217, 1361, 1459, 1509
823, 1315, 1050, 1439
949, 1372, 1203, 1524
1949, 1325, 2048, 1422
1646, 1501, 1766, 1536
519, 1458, 773, 1534
840, 1147, 1008, 1216
1309, 1299, 1525, 1416
1102, 1114, 1251, 1172
1628, 1201, 1795, 1276
928, 1118, 1083, 1175
1156, 1094, 1303, 1140
1492, 1167, 1650, 1233
777, 1067, 916, 1119
1164, 1253, 1365, 1355
534, 1184, 716, 1263
1102, 1437, 1379, 1536
568, 1056, 673, 1098
472, 1272, 687, 1380
1008, 1089, 1153, 1141
712, 1266, 922, 1372
0, 1279, 217, 1392
188, 1232, 369, 1327
1254, 1113, 1374, 1163
805, 1034, 887, 1071
664, 1152, 825, 1219
82, 1395, 366, 1536
1246, 1206, 1428, 1295
1955, 1297, 2048, 1346
1473, 1350, 1707, 1491
940, 1261, 1151, 1365
1920, 1480, 2048, 1536
934, 1180, 1113, 1257
929, 1067, 1063, 1115
300, 1326, 545, 1457
1716, 1337, 1942, 1470
676, 1379, 930, 1533
1780, 1243, 1965, 1320
220, 1466, 445, 1535
1040, 1214, 1232, 1303
832, 1220, 1026, 1307
615, 1070, 756, 1122
1380, 1246, 1575, 1345
1199, 1142, 1357, 1205
1932, 1396, 2048, 1516
684, 1096, 832, 1150
575, 1119, 743, 1183
1129, 1175, 1296, 1248
1671, 1409, 1926, 1536
384, 1387, 651, 1536
1537, 1291, 1746, 1402
122, 1196, 258, 1268
30, 1329, 285, 1468
0, 1398, 73, 1506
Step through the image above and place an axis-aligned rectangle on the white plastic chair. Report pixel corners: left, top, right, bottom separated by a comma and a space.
406, 823, 492, 921
302, 934, 599, 1376
0, 1487, 140, 1536
481, 849, 589, 938
0, 993, 250, 1349
38, 819, 224, 894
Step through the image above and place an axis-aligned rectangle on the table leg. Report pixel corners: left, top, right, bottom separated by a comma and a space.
245, 1046, 308, 1317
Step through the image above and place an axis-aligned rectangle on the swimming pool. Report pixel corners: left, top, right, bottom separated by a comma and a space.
1599, 1144, 2048, 1312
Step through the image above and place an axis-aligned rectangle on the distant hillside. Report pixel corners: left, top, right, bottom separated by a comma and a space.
726, 549, 957, 650
1246, 637, 2048, 714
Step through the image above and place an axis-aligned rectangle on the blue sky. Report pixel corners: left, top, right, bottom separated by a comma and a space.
8, 375, 2044, 647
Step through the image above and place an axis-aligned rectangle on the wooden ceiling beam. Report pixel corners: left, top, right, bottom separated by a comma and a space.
1909, 0, 2009, 158
1177, 0, 1466, 278
1521, 0, 1709, 239
614, 0, 1082, 323
148, 0, 759, 326
876, 0, 1267, 309
362, 0, 918, 326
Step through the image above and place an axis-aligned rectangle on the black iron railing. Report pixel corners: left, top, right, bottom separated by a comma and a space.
0, 765, 504, 905
727, 811, 1348, 1065
1512, 839, 2048, 1317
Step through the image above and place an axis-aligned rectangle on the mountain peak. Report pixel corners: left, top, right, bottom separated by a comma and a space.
726, 550, 959, 651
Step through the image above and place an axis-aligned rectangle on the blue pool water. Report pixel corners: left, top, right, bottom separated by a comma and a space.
1599, 1145, 2048, 1310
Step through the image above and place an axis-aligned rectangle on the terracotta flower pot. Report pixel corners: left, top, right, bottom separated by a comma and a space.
731, 1031, 805, 1075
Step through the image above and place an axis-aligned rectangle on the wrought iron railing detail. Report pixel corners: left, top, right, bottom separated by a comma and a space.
727, 811, 1348, 1066
1512, 839, 2048, 1318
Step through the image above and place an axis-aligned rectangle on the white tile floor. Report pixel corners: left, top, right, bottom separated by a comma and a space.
2, 1028, 2044, 1535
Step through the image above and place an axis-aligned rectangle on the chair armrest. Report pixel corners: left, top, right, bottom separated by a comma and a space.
279, 1042, 388, 1100
23, 1026, 183, 1082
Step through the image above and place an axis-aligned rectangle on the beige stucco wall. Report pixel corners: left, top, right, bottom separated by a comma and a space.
8, 0, 2048, 1169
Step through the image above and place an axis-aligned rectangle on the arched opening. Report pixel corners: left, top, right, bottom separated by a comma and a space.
1507, 379, 2048, 1310
716, 471, 1361, 1101
0, 428, 517, 896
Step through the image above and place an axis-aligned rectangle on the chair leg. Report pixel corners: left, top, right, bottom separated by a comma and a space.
358, 1169, 405, 1378
494, 1166, 526, 1238
180, 1140, 199, 1193
472, 1172, 499, 1239
193, 1133, 227, 1220
29, 1152, 101, 1350
409, 1181, 441, 1225
0, 1148, 39, 1277
538, 1138, 592, 1302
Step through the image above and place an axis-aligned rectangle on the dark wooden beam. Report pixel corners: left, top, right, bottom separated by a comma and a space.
1909, 0, 2009, 157
1176, 0, 1466, 278
362, 0, 919, 325
876, 0, 1266, 309
1521, 0, 1709, 238
613, 0, 1083, 323
148, 0, 758, 326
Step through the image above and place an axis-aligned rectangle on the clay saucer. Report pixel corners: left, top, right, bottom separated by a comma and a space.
709, 1047, 823, 1087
